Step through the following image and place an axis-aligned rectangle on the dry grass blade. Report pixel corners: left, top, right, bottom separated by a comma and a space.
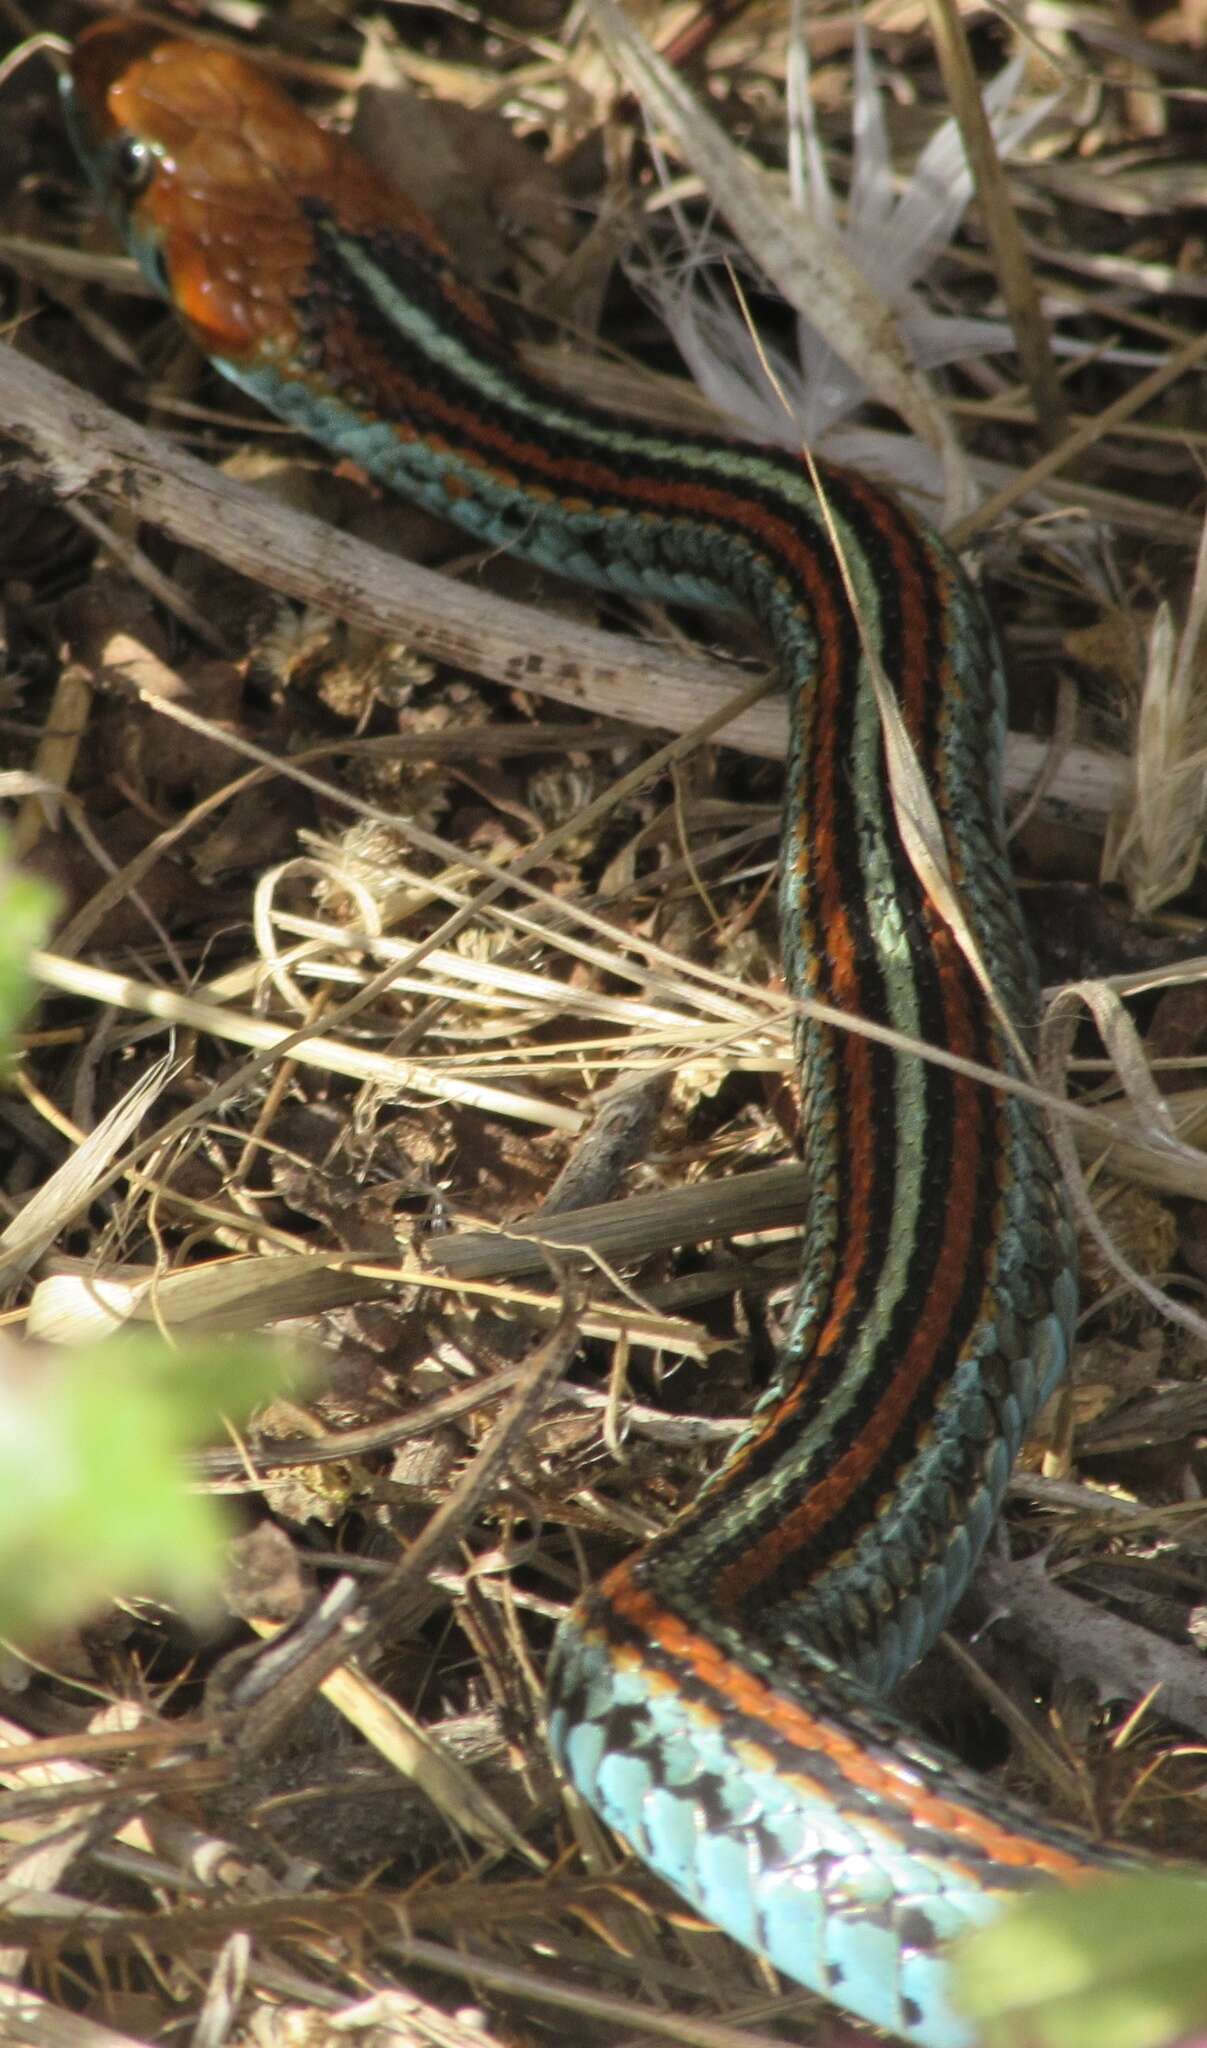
800, 440, 1034, 1075
1042, 981, 1207, 1340
0, 1057, 176, 1287
0, 1986, 150, 2047
924, 0, 1067, 446
245, 1629, 543, 1865
31, 951, 579, 1131
1102, 509, 1207, 914
584, 0, 973, 518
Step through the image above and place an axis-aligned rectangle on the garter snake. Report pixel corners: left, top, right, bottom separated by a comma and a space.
63, 20, 1139, 2042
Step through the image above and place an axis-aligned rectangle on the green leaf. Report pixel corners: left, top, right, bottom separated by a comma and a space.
0, 857, 55, 1066
0, 842, 298, 1642
955, 1872, 1207, 2048
0, 1337, 286, 1638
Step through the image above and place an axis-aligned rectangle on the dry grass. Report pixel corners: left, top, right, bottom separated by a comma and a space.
2, 0, 1207, 2042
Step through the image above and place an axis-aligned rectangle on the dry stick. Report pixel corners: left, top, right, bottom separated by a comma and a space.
221, 1282, 584, 1755
10, 662, 92, 861
380, 1933, 801, 2048
0, 349, 782, 757
925, 0, 1068, 447
364, 1280, 582, 1631
0, 346, 1131, 822
191, 1360, 532, 1480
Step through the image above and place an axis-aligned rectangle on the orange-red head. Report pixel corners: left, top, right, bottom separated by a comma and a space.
65, 18, 466, 364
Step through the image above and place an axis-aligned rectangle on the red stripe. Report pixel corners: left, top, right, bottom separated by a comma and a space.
599, 1565, 1085, 1878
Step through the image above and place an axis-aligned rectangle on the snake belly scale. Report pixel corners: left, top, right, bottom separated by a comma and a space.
63, 21, 1138, 2044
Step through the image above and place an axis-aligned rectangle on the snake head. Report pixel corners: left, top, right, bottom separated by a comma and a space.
65, 18, 319, 363
63, 17, 490, 373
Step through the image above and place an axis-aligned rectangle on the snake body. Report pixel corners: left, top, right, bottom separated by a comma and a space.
65, 23, 1134, 2042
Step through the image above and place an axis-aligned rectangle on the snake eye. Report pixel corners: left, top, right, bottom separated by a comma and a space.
112, 134, 155, 196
